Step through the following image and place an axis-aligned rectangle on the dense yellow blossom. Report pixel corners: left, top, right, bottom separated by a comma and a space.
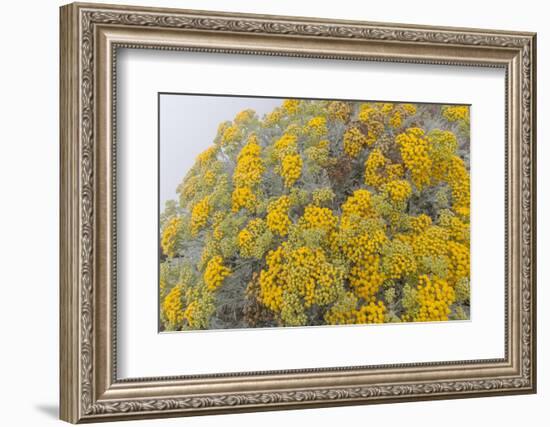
221, 124, 241, 145
281, 154, 303, 187
415, 275, 455, 321
282, 99, 300, 115
327, 101, 351, 122
342, 189, 374, 219
357, 300, 386, 324
259, 244, 342, 322
263, 109, 282, 127
385, 179, 412, 202
396, 127, 433, 189
196, 145, 217, 165
232, 186, 257, 212
446, 155, 470, 217
343, 127, 368, 157
234, 136, 264, 188
162, 286, 184, 328
191, 197, 209, 235
300, 205, 337, 231
389, 110, 402, 128
274, 133, 298, 158
234, 109, 255, 124
442, 105, 470, 123
349, 255, 385, 301
161, 217, 182, 258
305, 116, 328, 137
204, 256, 231, 291
364, 149, 387, 188
238, 218, 267, 258
266, 196, 291, 236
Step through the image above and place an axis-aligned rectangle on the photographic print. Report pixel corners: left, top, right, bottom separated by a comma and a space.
159, 95, 470, 332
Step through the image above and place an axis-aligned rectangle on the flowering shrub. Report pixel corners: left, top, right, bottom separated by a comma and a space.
159, 99, 470, 330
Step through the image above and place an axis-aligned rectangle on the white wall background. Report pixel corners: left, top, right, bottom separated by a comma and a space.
0, 0, 545, 425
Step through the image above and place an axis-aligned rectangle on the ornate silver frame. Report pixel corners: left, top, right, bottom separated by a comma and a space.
60, 2, 537, 423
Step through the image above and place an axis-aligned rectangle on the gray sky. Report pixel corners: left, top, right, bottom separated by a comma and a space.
159, 94, 282, 208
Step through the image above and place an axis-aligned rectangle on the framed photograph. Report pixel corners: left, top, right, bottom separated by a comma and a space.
60, 2, 537, 423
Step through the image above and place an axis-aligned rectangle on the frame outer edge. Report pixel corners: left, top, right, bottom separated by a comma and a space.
60, 3, 81, 424
529, 33, 537, 393
59, 2, 537, 422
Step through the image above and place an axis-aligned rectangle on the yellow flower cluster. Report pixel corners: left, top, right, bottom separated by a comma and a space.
312, 187, 335, 206
238, 218, 267, 258
442, 105, 469, 123
232, 186, 257, 212
327, 101, 351, 122
191, 197, 209, 235
324, 294, 386, 325
162, 285, 184, 327
299, 205, 337, 231
259, 244, 341, 320
266, 195, 291, 236
196, 145, 217, 165
385, 179, 412, 202
415, 275, 455, 321
357, 301, 386, 324
204, 255, 231, 291
281, 153, 303, 187
232, 136, 264, 212
447, 241, 470, 283
233, 136, 264, 188
446, 155, 470, 217
234, 108, 255, 124
410, 214, 432, 233
305, 116, 328, 137
263, 109, 282, 127
341, 189, 373, 219
343, 127, 368, 157
389, 110, 402, 128
349, 255, 385, 301
364, 148, 387, 188
382, 240, 417, 279
221, 124, 240, 145
396, 127, 433, 189
282, 99, 300, 115
161, 217, 182, 258
274, 133, 298, 158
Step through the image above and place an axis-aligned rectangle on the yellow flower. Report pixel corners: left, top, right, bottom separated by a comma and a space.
281, 154, 302, 187
266, 196, 291, 236
234, 109, 255, 124
385, 179, 412, 202
343, 127, 368, 157
191, 197, 209, 235
364, 148, 387, 188
282, 99, 300, 115
161, 217, 182, 258
300, 204, 337, 233
274, 133, 298, 158
342, 189, 373, 219
305, 116, 328, 137
238, 218, 267, 258
327, 101, 351, 122
204, 256, 231, 291
196, 145, 217, 165
442, 105, 469, 123
415, 275, 455, 321
221, 124, 241, 145
396, 127, 433, 189
232, 186, 257, 212
162, 286, 184, 327
389, 110, 402, 128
